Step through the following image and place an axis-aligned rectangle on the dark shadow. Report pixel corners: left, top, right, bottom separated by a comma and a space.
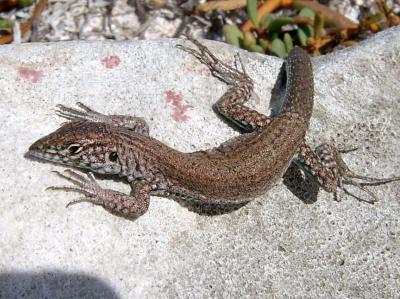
0, 270, 120, 299
173, 197, 249, 216
282, 161, 320, 204
212, 104, 254, 134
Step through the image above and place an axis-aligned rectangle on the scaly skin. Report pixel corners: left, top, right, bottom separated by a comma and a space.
28, 38, 400, 219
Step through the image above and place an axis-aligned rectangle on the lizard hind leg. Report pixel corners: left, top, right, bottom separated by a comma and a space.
297, 143, 400, 204
321, 144, 400, 203
176, 36, 272, 132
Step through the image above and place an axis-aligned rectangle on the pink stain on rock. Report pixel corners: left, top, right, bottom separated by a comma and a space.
18, 67, 44, 83
251, 91, 261, 104
164, 90, 192, 122
101, 55, 121, 69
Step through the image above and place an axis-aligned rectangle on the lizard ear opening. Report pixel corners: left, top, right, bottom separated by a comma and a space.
109, 152, 118, 162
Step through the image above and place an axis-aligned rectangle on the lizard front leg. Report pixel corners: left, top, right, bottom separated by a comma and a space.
48, 169, 151, 218
177, 37, 272, 132
295, 142, 400, 203
55, 102, 149, 135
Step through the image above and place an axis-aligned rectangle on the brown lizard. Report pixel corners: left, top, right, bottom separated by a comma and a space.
27, 37, 400, 219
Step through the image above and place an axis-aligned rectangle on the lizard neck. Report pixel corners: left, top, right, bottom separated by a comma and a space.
107, 129, 181, 182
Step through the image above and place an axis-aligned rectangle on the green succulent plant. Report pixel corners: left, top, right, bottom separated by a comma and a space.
223, 1, 318, 58
0, 19, 13, 34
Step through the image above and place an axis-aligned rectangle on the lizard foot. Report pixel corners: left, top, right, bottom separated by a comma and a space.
296, 143, 400, 204
47, 169, 150, 218
315, 144, 400, 204
176, 35, 251, 86
55, 102, 149, 134
56, 102, 107, 123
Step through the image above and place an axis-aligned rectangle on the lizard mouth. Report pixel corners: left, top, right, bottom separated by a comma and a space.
27, 149, 118, 175
28, 139, 72, 164
27, 150, 95, 173
27, 149, 69, 164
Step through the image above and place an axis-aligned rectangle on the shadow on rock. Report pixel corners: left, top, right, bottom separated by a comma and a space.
0, 270, 120, 299
283, 161, 320, 204
174, 197, 249, 216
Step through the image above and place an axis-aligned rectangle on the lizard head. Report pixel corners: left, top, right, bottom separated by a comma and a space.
28, 121, 122, 175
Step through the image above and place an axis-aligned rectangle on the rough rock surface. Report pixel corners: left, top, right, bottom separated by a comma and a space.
0, 27, 399, 298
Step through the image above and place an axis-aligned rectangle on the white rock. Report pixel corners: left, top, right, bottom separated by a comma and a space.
0, 27, 399, 298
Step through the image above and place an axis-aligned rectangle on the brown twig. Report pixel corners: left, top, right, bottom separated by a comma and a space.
0, 0, 47, 45
293, 0, 357, 29
197, 0, 246, 14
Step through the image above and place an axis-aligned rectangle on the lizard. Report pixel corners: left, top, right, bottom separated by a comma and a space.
27, 37, 400, 219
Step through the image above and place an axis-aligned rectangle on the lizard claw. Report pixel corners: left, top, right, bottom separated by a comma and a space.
338, 172, 400, 204
338, 146, 359, 154
299, 143, 400, 204
47, 169, 104, 207
176, 35, 249, 86
47, 169, 151, 218
55, 102, 105, 123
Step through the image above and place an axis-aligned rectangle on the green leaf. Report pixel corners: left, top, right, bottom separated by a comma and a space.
283, 33, 293, 53
242, 32, 257, 49
259, 13, 273, 30
268, 17, 294, 32
17, 0, 33, 7
271, 38, 287, 58
297, 27, 308, 46
299, 24, 314, 37
269, 32, 279, 41
247, 0, 258, 27
248, 44, 265, 53
299, 7, 315, 21
0, 19, 12, 32
298, 8, 315, 38
223, 24, 244, 47
258, 38, 269, 50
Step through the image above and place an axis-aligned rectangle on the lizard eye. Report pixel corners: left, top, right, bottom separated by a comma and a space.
67, 144, 83, 154
109, 152, 118, 162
